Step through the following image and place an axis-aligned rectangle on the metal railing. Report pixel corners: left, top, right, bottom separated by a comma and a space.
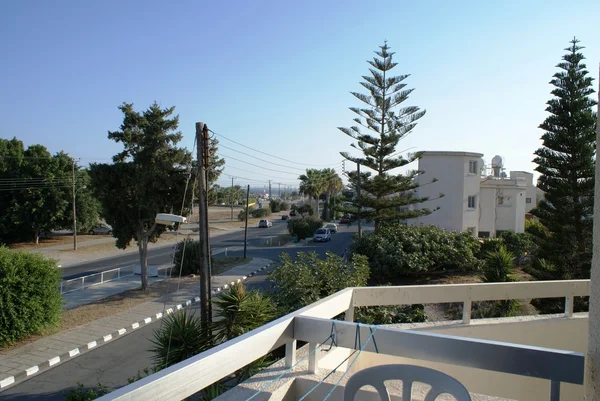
98, 280, 590, 401
60, 265, 173, 294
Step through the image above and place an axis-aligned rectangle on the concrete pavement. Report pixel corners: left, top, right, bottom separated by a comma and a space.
0, 258, 272, 392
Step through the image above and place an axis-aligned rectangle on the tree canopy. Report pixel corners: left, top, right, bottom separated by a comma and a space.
338, 42, 431, 231
90, 102, 192, 290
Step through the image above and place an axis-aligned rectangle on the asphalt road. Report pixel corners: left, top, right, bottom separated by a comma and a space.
3, 225, 357, 400
61, 218, 292, 279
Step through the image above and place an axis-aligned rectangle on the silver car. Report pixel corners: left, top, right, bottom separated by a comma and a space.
258, 219, 273, 228
313, 228, 332, 242
89, 224, 112, 235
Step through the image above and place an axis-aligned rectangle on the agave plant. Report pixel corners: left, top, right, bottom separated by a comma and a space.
150, 309, 211, 370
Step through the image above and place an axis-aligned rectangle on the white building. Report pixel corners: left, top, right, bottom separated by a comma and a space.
410, 151, 535, 237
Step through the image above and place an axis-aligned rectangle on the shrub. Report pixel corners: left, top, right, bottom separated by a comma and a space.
478, 237, 504, 258
280, 201, 290, 211
498, 230, 535, 262
287, 216, 323, 240
269, 199, 281, 213
173, 238, 201, 276
268, 251, 369, 314
351, 224, 481, 282
237, 206, 255, 221
292, 203, 314, 216
0, 247, 62, 346
63, 383, 109, 401
480, 246, 519, 317
251, 208, 271, 218
354, 305, 427, 325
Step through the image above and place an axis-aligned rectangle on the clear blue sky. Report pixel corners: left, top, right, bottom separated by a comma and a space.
1, 0, 598, 189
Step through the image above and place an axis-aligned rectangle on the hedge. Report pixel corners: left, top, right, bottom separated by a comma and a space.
0, 246, 63, 346
251, 208, 271, 218
287, 217, 323, 240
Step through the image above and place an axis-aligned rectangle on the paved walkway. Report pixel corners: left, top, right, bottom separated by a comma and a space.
0, 258, 272, 391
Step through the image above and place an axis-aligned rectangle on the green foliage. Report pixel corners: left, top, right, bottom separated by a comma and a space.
151, 309, 211, 370
0, 247, 62, 346
338, 42, 430, 231
280, 201, 290, 211
251, 208, 271, 218
354, 305, 427, 325
173, 238, 201, 276
238, 206, 255, 221
352, 224, 481, 282
0, 138, 100, 244
286, 216, 323, 240
498, 231, 534, 261
89, 102, 192, 290
295, 203, 314, 216
480, 246, 519, 317
478, 237, 504, 258
63, 382, 109, 401
269, 199, 281, 213
212, 282, 277, 344
200, 382, 228, 400
127, 367, 154, 384
530, 38, 597, 285
268, 251, 370, 314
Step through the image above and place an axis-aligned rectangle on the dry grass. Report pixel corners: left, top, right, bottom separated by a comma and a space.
9, 234, 103, 250
211, 256, 252, 275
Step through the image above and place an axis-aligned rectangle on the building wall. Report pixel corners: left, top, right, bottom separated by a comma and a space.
511, 171, 536, 213
478, 186, 496, 236
410, 152, 483, 233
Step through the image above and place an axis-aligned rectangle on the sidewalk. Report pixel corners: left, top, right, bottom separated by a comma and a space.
0, 258, 273, 391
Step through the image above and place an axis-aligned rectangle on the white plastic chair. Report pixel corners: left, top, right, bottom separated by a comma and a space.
343, 364, 472, 401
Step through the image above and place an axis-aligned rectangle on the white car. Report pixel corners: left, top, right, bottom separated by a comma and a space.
258, 219, 273, 228
89, 224, 112, 235
324, 223, 338, 233
313, 228, 332, 242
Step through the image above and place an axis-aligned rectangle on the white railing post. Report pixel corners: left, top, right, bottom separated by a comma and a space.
118, 268, 121, 280
565, 296, 574, 318
81, 277, 85, 290
462, 300, 472, 324
285, 340, 297, 368
101, 271, 105, 284
308, 342, 320, 374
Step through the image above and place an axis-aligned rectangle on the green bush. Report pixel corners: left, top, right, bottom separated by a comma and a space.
498, 231, 534, 261
280, 201, 290, 211
237, 206, 255, 221
268, 251, 369, 314
63, 383, 109, 401
351, 224, 481, 282
354, 305, 427, 325
251, 208, 271, 218
269, 199, 281, 213
287, 216, 323, 240
0, 247, 62, 346
478, 237, 504, 258
173, 238, 201, 276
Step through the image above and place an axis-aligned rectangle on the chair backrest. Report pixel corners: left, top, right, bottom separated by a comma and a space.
343, 364, 472, 401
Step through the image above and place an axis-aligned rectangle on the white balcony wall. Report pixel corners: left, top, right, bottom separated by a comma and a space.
352, 315, 588, 401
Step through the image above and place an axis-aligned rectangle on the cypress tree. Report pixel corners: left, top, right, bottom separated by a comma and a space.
339, 42, 432, 232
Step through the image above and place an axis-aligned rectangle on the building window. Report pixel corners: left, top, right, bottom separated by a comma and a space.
478, 231, 490, 238
526, 197, 532, 204
468, 195, 476, 209
468, 160, 478, 174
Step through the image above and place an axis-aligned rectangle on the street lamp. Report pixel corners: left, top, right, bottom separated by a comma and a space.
73, 185, 86, 250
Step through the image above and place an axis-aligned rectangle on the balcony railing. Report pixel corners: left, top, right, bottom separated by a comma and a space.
97, 279, 590, 401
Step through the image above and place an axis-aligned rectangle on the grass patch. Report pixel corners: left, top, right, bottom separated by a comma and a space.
212, 256, 252, 275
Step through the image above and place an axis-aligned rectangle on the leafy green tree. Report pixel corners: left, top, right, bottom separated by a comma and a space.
299, 169, 325, 216
287, 216, 323, 240
321, 168, 343, 221
530, 38, 597, 286
90, 102, 192, 290
338, 42, 432, 232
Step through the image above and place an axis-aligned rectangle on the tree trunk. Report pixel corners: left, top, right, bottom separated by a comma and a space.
137, 231, 149, 291
34, 231, 39, 245
325, 194, 330, 221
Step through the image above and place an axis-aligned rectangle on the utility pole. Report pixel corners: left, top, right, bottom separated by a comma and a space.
244, 185, 250, 259
72, 160, 77, 250
278, 182, 281, 198
357, 162, 362, 238
196, 122, 212, 332
230, 176, 235, 220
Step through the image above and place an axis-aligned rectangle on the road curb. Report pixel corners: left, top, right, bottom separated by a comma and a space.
0, 261, 274, 392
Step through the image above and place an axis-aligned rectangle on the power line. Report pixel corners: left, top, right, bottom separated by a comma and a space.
217, 143, 307, 172
210, 128, 343, 167
218, 153, 301, 176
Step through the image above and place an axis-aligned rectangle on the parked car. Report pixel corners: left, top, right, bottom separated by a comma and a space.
324, 223, 337, 233
313, 228, 332, 242
339, 216, 351, 224
89, 224, 112, 235
258, 219, 273, 228
289, 210, 297, 217
281, 215, 289, 220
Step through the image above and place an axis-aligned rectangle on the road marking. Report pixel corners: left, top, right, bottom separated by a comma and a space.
118, 328, 126, 335
49, 356, 60, 366
131, 322, 140, 329
103, 334, 113, 342
87, 341, 97, 349
26, 366, 39, 376
144, 317, 152, 324
156, 312, 163, 319
0, 376, 15, 388
69, 348, 80, 357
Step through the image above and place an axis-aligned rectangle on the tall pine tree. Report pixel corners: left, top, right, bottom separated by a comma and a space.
530, 38, 597, 288
339, 42, 431, 231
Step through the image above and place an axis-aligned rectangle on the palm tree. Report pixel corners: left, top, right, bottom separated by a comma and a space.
321, 168, 343, 221
299, 169, 325, 216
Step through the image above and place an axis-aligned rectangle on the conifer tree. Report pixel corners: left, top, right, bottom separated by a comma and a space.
530, 38, 597, 287
339, 42, 431, 231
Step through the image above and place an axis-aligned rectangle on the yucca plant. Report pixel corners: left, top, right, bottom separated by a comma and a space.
150, 309, 210, 370
480, 246, 519, 317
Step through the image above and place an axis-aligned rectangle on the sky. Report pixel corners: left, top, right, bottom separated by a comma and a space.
1, 0, 598, 190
